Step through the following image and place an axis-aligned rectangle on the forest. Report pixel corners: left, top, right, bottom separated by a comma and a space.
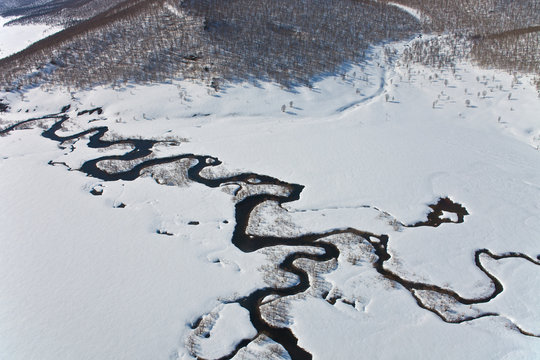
0, 0, 538, 89
386, 0, 540, 78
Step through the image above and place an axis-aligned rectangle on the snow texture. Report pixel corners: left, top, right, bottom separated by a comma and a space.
0, 33, 539, 360
0, 16, 62, 59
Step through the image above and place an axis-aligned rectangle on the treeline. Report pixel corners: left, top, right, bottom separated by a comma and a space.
1, 0, 537, 90
385, 0, 540, 78
383, 0, 539, 36
472, 28, 539, 75
0, 0, 421, 90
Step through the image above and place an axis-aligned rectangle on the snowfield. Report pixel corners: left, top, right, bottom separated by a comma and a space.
0, 16, 62, 59
0, 30, 539, 360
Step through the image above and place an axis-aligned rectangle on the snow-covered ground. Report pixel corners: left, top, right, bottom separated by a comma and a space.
388, 2, 424, 21
0, 16, 62, 59
0, 30, 539, 360
0, 128, 269, 359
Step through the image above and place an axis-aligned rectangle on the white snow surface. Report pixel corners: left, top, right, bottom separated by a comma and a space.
196, 303, 257, 359
1, 36, 539, 360
0, 130, 267, 360
480, 255, 540, 334
0, 16, 63, 59
290, 294, 539, 360
388, 2, 424, 21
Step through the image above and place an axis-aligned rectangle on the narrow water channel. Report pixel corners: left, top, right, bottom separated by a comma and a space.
2, 106, 538, 359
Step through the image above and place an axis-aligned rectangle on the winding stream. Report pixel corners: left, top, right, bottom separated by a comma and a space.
1, 106, 539, 359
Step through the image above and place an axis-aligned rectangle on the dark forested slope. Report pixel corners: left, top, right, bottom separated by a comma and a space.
0, 0, 421, 89
0, 0, 538, 90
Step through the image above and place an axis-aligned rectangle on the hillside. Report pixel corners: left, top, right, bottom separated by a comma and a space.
0, 0, 420, 89
0, 0, 538, 90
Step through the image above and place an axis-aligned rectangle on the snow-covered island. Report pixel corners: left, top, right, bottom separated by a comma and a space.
0, 1, 539, 359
